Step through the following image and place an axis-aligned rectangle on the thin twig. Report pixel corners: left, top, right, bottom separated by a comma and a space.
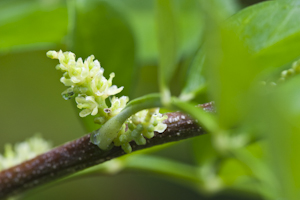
0, 102, 214, 199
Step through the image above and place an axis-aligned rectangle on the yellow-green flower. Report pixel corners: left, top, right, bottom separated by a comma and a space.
0, 135, 52, 171
75, 96, 99, 117
47, 50, 168, 153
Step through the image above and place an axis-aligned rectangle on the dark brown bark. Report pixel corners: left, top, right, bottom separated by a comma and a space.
0, 102, 214, 199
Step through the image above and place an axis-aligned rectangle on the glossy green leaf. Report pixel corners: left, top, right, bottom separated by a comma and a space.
204, 0, 300, 129
71, 0, 135, 132
0, 1, 67, 53
228, 1, 300, 68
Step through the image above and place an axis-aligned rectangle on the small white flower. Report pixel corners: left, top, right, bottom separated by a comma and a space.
57, 51, 76, 71
132, 110, 148, 124
106, 85, 124, 96
60, 77, 73, 86
69, 58, 90, 84
47, 50, 124, 102
0, 136, 51, 171
131, 108, 168, 133
46, 50, 58, 59
132, 109, 166, 126
91, 72, 123, 99
109, 96, 129, 117
76, 96, 99, 117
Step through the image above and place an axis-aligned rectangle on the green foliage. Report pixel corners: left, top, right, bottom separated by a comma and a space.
3, 0, 300, 199
227, 1, 300, 68
0, 0, 67, 52
155, 0, 179, 103
72, 0, 135, 96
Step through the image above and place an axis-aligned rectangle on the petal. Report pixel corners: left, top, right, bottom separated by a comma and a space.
94, 60, 101, 68
79, 109, 91, 117
60, 77, 73, 86
107, 85, 123, 95
85, 96, 96, 102
75, 96, 86, 104
154, 123, 167, 133
91, 107, 98, 116
46, 51, 58, 59
71, 76, 81, 83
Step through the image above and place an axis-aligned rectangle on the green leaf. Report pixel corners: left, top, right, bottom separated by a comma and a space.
201, 0, 240, 18
204, 1, 300, 197
125, 0, 204, 99
71, 0, 135, 132
204, 0, 300, 129
218, 158, 251, 187
179, 0, 240, 101
155, 0, 179, 103
205, 25, 257, 129
276, 0, 300, 5
259, 77, 300, 200
72, 0, 135, 96
125, 155, 199, 184
179, 48, 206, 101
68, 154, 200, 189
228, 1, 300, 68
0, 1, 67, 53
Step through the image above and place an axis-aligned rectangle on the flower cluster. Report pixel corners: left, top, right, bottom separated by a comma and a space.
47, 50, 123, 120
279, 59, 300, 82
114, 109, 168, 153
261, 59, 300, 87
47, 50, 167, 153
0, 135, 52, 171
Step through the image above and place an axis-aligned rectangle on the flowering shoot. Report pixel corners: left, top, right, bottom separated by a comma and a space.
47, 50, 167, 153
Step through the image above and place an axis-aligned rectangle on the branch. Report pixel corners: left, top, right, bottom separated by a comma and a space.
0, 102, 214, 199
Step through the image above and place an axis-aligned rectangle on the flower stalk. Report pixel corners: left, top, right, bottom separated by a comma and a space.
47, 50, 168, 153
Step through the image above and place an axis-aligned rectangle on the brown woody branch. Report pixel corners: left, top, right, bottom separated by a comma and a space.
0, 102, 214, 199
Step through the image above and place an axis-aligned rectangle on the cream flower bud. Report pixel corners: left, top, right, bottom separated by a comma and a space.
91, 72, 123, 99
70, 58, 89, 84
109, 96, 129, 117
107, 85, 124, 96
46, 50, 58, 59
76, 96, 99, 117
131, 108, 167, 133
47, 50, 124, 97
114, 108, 168, 152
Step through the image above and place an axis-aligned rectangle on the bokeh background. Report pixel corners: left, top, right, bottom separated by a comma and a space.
0, 0, 264, 199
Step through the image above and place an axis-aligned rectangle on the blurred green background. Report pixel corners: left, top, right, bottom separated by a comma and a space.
0, 0, 266, 199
